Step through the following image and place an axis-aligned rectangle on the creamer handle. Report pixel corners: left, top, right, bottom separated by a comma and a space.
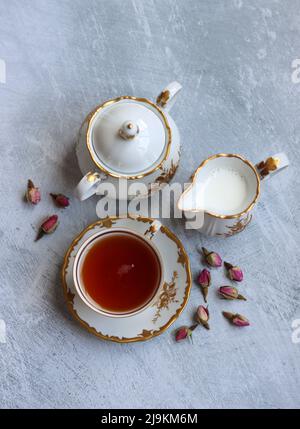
255, 152, 289, 180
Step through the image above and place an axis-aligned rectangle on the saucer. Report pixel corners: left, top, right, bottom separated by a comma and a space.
62, 215, 191, 343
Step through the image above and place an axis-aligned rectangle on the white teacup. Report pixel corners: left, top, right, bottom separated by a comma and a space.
73, 227, 164, 317
178, 153, 289, 237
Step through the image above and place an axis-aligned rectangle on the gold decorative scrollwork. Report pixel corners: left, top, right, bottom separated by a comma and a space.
217, 214, 252, 237
152, 272, 179, 323
155, 160, 178, 185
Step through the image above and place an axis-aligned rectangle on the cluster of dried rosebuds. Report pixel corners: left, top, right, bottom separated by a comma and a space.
25, 179, 70, 241
175, 305, 210, 342
175, 247, 249, 342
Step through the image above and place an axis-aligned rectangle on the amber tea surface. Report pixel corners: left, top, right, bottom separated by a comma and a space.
80, 231, 161, 313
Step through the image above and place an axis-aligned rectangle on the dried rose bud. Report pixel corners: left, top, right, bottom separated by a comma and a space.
26, 179, 41, 205
197, 268, 211, 302
196, 305, 210, 330
36, 215, 59, 241
198, 268, 211, 287
175, 325, 197, 342
224, 262, 243, 282
50, 193, 70, 208
202, 247, 222, 267
219, 286, 246, 301
222, 311, 250, 327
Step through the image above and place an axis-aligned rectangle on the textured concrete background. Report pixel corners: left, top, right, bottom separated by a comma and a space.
0, 0, 300, 409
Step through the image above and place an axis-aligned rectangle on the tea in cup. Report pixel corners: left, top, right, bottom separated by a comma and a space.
73, 229, 163, 317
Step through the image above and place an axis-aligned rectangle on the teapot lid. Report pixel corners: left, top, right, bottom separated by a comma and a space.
87, 97, 171, 178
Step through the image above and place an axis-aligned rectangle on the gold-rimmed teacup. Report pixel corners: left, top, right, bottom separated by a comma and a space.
73, 226, 164, 318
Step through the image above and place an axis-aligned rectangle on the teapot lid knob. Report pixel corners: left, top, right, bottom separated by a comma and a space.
119, 121, 139, 140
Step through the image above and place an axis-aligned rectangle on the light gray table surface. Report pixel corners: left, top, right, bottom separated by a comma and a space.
1, 0, 300, 409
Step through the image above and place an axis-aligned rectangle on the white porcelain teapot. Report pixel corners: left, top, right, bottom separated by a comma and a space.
75, 82, 182, 200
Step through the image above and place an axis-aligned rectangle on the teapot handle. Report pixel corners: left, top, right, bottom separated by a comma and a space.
156, 81, 182, 112
74, 172, 102, 201
255, 152, 289, 180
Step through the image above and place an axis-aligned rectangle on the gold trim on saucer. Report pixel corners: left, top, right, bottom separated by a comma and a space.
178, 153, 261, 220
61, 215, 191, 343
85, 97, 172, 180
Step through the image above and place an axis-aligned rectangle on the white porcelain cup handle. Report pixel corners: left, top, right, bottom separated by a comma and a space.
74, 172, 102, 201
255, 152, 289, 180
156, 81, 182, 112
144, 220, 162, 240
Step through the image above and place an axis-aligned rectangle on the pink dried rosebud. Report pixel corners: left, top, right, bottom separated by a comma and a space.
198, 268, 211, 287
202, 247, 222, 267
222, 312, 250, 327
219, 286, 246, 301
25, 179, 41, 205
224, 262, 243, 282
197, 268, 211, 302
36, 215, 59, 241
50, 193, 70, 208
175, 325, 197, 342
196, 305, 210, 330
